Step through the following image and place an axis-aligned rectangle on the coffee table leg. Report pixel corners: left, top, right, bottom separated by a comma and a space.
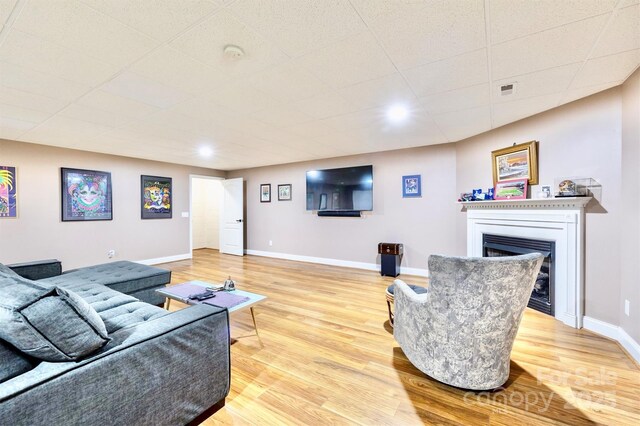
250, 307, 260, 337
164, 298, 171, 310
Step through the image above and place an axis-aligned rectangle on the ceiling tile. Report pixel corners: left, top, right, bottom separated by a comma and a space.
590, 4, 640, 59
419, 83, 490, 114
57, 103, 136, 128
619, 0, 639, 7
432, 105, 492, 141
0, 86, 68, 114
493, 93, 561, 127
0, 121, 33, 141
349, 0, 428, 24
0, 103, 52, 123
570, 49, 640, 88
129, 47, 230, 96
338, 73, 416, 110
492, 62, 582, 103
491, 14, 609, 79
247, 60, 329, 102
294, 31, 396, 89
75, 90, 161, 120
0, 62, 90, 102
0, 0, 17, 26
403, 49, 488, 97
489, 0, 616, 44
0, 30, 120, 87
361, 0, 486, 70
293, 92, 360, 119
100, 71, 192, 109
13, 0, 158, 67
169, 9, 288, 79
21, 116, 115, 145
206, 79, 282, 114
250, 105, 313, 127
79, 0, 220, 42
560, 81, 620, 104
228, 0, 366, 57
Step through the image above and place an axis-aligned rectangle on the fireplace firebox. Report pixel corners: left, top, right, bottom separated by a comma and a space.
483, 234, 555, 316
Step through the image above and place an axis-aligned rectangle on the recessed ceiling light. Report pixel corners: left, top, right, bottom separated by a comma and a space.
198, 146, 213, 157
387, 104, 409, 123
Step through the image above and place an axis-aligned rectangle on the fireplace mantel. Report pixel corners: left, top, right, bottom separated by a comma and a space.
462, 197, 590, 328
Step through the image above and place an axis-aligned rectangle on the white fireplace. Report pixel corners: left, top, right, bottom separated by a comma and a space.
462, 198, 591, 328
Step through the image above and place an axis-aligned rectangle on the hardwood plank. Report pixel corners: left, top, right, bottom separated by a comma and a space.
161, 249, 640, 426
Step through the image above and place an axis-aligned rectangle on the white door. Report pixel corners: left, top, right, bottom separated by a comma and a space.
220, 178, 244, 256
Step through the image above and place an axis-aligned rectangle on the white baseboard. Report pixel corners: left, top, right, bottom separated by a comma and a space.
136, 253, 192, 266
245, 249, 428, 277
583, 316, 640, 364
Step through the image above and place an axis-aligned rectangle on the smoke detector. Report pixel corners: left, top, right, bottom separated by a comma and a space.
223, 45, 244, 60
500, 83, 516, 96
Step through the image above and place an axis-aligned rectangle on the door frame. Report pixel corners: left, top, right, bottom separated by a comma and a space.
189, 174, 224, 253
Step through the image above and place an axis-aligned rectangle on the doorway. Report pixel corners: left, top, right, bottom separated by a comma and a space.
190, 176, 223, 253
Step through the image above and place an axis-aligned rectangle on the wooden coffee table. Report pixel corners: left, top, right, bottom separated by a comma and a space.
157, 280, 267, 338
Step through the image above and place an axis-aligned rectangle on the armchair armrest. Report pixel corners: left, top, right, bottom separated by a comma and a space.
7, 259, 62, 280
0, 305, 230, 425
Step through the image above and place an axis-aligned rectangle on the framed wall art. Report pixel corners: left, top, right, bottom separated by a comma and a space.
260, 184, 271, 203
278, 184, 291, 201
402, 175, 421, 198
494, 178, 528, 200
61, 168, 112, 221
491, 141, 538, 186
141, 175, 172, 219
0, 166, 17, 218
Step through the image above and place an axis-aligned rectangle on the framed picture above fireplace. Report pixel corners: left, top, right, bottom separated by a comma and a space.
491, 140, 538, 186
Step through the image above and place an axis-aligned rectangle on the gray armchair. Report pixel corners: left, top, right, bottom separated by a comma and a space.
393, 253, 543, 390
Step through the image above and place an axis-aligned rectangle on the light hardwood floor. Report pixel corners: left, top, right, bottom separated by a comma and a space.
160, 249, 640, 426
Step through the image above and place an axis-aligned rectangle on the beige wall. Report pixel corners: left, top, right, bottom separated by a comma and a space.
0, 139, 224, 269
621, 69, 640, 343
455, 89, 623, 325
228, 143, 459, 271
191, 177, 222, 250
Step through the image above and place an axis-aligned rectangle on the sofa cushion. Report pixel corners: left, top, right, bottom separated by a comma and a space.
42, 261, 171, 297
0, 339, 38, 384
0, 272, 110, 362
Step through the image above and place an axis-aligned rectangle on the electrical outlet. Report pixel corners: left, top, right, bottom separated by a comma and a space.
268, 240, 273, 247
625, 300, 630, 316
107, 249, 115, 258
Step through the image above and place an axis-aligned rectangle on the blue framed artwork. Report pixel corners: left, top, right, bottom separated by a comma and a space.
402, 175, 421, 198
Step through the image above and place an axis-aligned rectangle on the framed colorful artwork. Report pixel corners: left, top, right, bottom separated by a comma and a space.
494, 178, 528, 200
278, 184, 292, 201
61, 168, 112, 221
491, 141, 538, 186
402, 175, 421, 198
0, 166, 17, 218
141, 175, 172, 219
260, 184, 271, 203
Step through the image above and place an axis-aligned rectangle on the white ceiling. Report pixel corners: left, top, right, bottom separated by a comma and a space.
0, 0, 638, 171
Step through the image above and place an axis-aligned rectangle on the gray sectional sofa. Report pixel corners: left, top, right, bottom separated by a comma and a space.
0, 259, 231, 425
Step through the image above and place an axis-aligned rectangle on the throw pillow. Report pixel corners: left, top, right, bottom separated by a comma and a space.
0, 273, 110, 362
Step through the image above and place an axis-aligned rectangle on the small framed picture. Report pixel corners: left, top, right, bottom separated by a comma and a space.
494, 178, 528, 200
278, 184, 291, 201
260, 184, 271, 203
141, 175, 172, 219
61, 167, 113, 221
402, 175, 421, 198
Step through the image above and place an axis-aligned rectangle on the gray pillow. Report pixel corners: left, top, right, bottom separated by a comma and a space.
0, 272, 110, 362
0, 338, 37, 383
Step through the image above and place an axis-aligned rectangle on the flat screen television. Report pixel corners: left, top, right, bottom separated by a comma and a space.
306, 165, 373, 211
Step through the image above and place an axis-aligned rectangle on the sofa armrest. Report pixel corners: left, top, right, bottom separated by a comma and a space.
0, 305, 230, 425
7, 260, 62, 280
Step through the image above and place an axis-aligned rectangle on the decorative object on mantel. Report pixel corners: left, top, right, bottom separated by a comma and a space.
554, 177, 597, 198
537, 184, 552, 199
491, 140, 538, 186
494, 178, 528, 200
260, 183, 271, 203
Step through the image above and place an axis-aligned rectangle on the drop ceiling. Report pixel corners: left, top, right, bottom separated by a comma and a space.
0, 0, 638, 171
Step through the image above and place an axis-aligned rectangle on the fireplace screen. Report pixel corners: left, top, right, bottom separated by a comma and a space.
483, 234, 555, 316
